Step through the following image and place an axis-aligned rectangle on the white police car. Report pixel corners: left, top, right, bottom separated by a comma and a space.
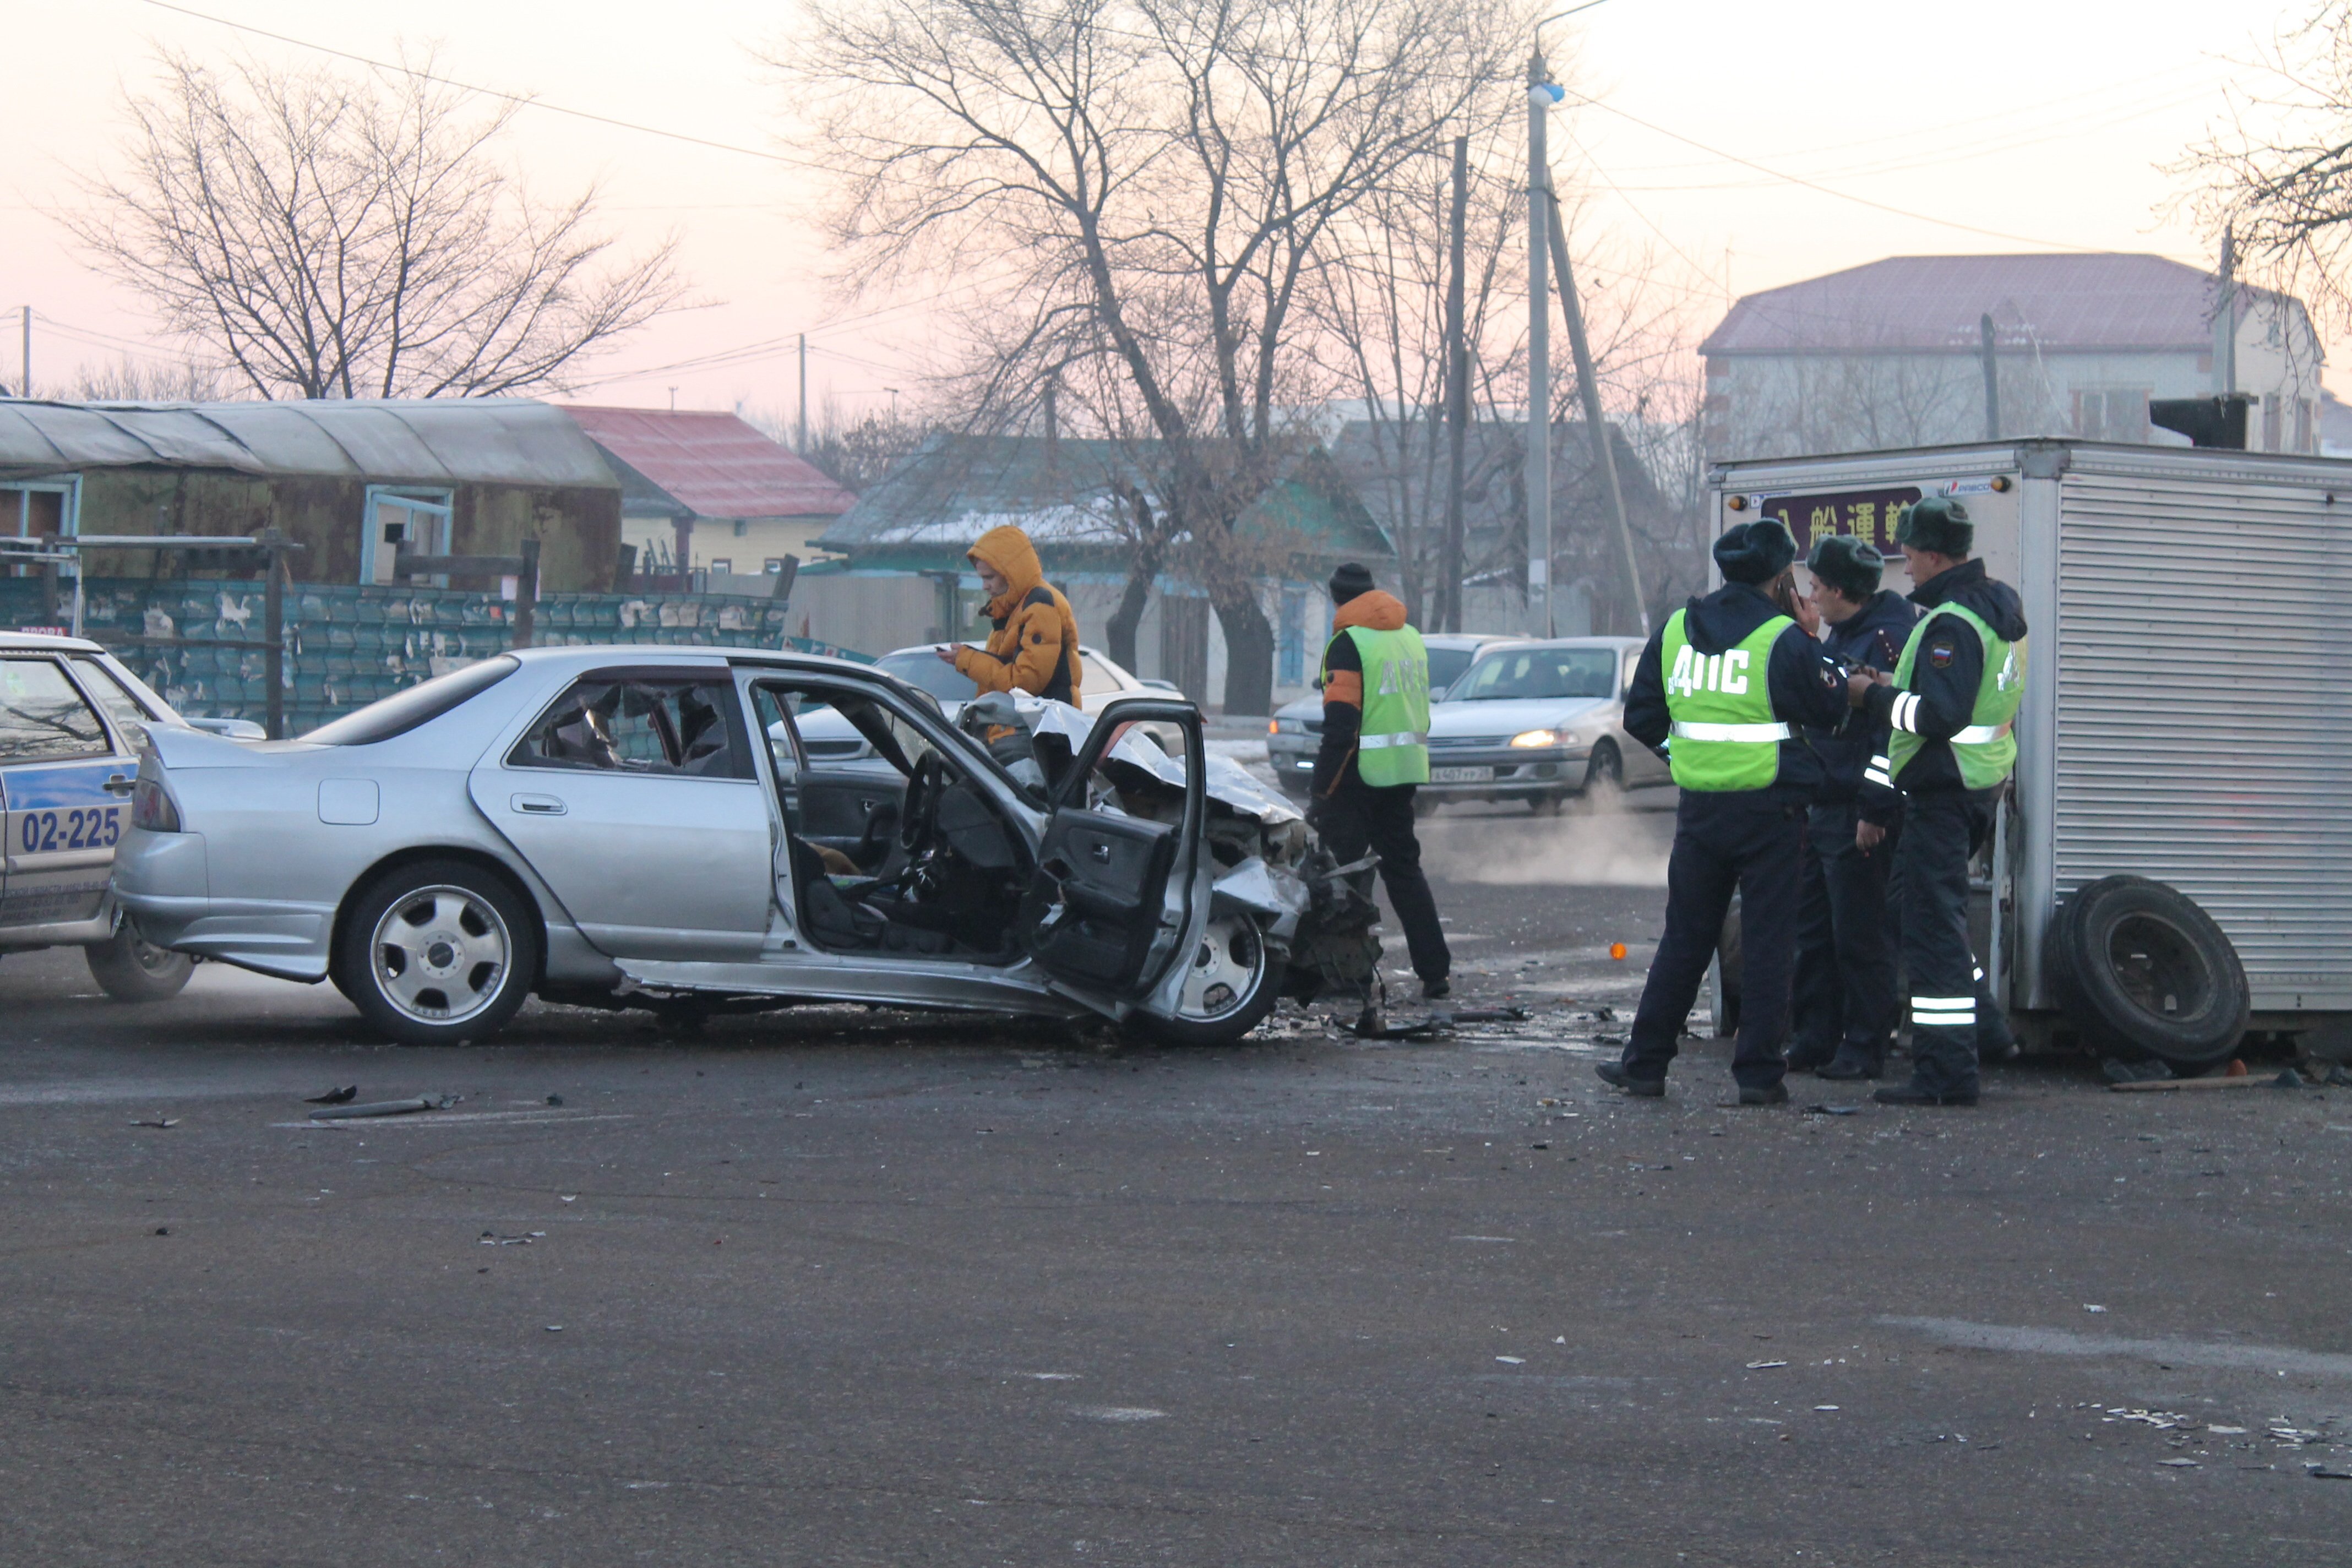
0, 631, 255, 1000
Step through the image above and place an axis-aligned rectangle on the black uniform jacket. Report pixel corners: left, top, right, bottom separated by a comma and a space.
1858, 558, 2028, 797
1624, 581, 1850, 803
1810, 588, 1917, 825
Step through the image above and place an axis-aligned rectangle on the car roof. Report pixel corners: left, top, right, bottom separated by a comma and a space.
1424, 632, 1528, 649
1473, 635, 1643, 652
0, 630, 106, 654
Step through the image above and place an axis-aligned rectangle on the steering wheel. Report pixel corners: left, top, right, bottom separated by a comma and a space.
899, 751, 948, 853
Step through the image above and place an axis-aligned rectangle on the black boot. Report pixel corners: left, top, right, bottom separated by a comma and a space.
1595, 1061, 1665, 1097
1736, 1081, 1790, 1106
1784, 1039, 1837, 1074
1816, 1051, 1882, 1081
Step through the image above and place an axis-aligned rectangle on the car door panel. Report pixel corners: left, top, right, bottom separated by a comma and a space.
1019, 698, 1203, 999
0, 657, 134, 934
473, 671, 775, 960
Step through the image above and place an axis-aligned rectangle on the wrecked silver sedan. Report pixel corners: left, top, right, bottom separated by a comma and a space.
112, 647, 1375, 1046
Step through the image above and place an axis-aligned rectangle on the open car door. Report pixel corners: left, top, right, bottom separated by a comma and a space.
1017, 698, 1204, 998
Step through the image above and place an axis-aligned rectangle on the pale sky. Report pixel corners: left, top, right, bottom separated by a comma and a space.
0, 0, 2326, 415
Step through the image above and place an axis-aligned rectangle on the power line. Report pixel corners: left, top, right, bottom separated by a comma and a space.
134, 0, 836, 176
1566, 94, 2105, 253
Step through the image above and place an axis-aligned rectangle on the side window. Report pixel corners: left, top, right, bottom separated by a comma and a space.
70, 657, 161, 742
0, 659, 113, 764
509, 676, 750, 779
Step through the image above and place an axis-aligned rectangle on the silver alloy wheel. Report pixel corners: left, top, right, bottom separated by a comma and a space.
369, 885, 511, 1025
1174, 914, 1267, 1020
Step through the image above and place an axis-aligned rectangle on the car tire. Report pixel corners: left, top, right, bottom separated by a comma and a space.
335, 860, 538, 1047
2052, 875, 2247, 1069
86, 922, 194, 1003
1583, 741, 1624, 793
1133, 914, 1284, 1047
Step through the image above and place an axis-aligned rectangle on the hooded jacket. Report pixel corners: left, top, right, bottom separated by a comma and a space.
1623, 580, 1850, 802
1858, 557, 2028, 797
1311, 589, 1412, 799
953, 525, 1083, 704
1809, 587, 1917, 823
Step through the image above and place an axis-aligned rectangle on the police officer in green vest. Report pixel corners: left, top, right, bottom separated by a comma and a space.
1598, 520, 1850, 1104
1847, 496, 2028, 1107
1310, 562, 1449, 998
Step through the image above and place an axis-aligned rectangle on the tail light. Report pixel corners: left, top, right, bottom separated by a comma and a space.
132, 777, 182, 833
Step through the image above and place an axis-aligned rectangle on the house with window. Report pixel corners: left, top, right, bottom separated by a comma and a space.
1699, 254, 2323, 460
0, 398, 622, 592
804, 434, 1391, 708
560, 406, 856, 591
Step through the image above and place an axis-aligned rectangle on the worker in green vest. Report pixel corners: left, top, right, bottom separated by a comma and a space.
1847, 496, 2028, 1107
1309, 562, 1449, 999
1598, 520, 1850, 1104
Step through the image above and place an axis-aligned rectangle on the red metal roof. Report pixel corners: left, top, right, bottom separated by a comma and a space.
562, 405, 856, 520
1698, 254, 2264, 357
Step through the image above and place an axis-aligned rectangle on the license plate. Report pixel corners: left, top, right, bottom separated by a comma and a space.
1430, 765, 1492, 783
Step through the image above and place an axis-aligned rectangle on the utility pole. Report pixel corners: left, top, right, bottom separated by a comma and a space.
797, 334, 808, 451
1525, 52, 1559, 638
19, 307, 29, 399
2213, 222, 2237, 397
1441, 135, 1469, 635
1978, 313, 2000, 440
1545, 190, 1645, 638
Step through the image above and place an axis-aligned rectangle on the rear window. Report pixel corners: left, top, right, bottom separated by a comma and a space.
303, 656, 520, 745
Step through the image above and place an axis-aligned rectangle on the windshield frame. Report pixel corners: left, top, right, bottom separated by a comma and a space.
874, 648, 981, 703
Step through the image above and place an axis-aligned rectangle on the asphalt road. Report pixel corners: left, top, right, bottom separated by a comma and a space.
3, 790, 2349, 1566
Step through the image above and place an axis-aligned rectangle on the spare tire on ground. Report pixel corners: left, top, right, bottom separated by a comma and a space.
2052, 875, 2248, 1069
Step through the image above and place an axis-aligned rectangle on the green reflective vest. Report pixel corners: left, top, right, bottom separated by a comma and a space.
1661, 609, 1794, 792
1888, 602, 2025, 790
1324, 624, 1431, 787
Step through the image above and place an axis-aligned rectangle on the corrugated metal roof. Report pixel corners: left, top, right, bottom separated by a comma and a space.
1698, 253, 2278, 357
562, 406, 856, 521
0, 397, 618, 487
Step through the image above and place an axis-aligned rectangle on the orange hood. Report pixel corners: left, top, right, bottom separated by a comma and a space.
1332, 589, 1408, 633
968, 524, 1044, 618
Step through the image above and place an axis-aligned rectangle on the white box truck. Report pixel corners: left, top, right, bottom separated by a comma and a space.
1707, 438, 2352, 1067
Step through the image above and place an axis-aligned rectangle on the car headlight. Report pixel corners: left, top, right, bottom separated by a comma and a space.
1509, 728, 1560, 749
1273, 717, 1303, 734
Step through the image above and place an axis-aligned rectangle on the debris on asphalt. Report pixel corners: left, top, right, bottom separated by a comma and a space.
2102, 1057, 2173, 1086
2109, 1074, 2260, 1093
2309, 1464, 2352, 1480
153, 1226, 168, 1236
308, 1096, 446, 1121
481, 1231, 547, 1246
1803, 1103, 1860, 1116
127, 1118, 178, 1129
304, 1085, 358, 1105
2273, 1068, 2306, 1089
1439, 1006, 1530, 1025
1351, 1007, 1444, 1042
1746, 1360, 1789, 1370
2159, 1458, 2198, 1468
1495, 1355, 1525, 1364
546, 1095, 564, 1106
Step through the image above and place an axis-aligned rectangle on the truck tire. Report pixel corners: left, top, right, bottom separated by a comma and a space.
2052, 876, 2247, 1069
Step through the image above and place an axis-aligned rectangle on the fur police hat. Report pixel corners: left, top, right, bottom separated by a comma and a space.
1806, 532, 1884, 600
1896, 496, 1974, 557
1712, 519, 1796, 585
1328, 561, 1376, 604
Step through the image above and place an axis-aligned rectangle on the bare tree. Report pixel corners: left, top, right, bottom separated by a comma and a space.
62, 50, 686, 401
779, 0, 1531, 714
69, 354, 236, 402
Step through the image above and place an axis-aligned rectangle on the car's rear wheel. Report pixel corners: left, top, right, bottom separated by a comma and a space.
336, 861, 537, 1046
86, 922, 194, 1003
1133, 914, 1283, 1047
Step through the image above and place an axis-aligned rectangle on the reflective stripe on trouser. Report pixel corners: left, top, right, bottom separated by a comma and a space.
1894, 790, 1986, 1098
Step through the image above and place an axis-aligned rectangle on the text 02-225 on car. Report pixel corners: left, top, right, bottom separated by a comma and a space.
113, 646, 1370, 1046
0, 630, 236, 1001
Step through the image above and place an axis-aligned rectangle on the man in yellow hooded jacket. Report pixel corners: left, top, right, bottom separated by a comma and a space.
937, 524, 1084, 703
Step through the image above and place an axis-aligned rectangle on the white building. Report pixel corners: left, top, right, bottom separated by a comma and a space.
1700, 254, 2322, 460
